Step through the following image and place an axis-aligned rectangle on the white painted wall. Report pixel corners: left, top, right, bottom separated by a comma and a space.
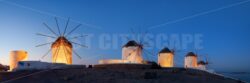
197, 64, 206, 70
99, 59, 130, 64
122, 46, 143, 63
158, 53, 174, 67
15, 61, 66, 71
184, 56, 197, 68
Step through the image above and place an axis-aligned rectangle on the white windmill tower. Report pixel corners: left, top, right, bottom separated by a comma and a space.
184, 52, 198, 68
122, 40, 144, 64
158, 47, 174, 67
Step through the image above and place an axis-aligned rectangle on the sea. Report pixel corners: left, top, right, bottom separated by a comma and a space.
219, 72, 250, 83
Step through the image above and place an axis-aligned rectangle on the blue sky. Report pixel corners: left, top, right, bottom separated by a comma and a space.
0, 0, 250, 72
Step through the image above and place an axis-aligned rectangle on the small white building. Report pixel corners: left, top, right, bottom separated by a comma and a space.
197, 61, 207, 70
99, 59, 130, 64
184, 52, 198, 68
122, 40, 143, 64
158, 47, 174, 67
14, 61, 66, 71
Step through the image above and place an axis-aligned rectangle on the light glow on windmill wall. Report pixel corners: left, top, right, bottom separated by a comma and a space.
122, 46, 143, 64
51, 37, 73, 64
184, 56, 198, 68
158, 53, 174, 67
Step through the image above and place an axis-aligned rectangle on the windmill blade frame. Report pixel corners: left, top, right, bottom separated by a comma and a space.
36, 33, 56, 39
63, 42, 82, 59
68, 35, 88, 40
62, 43, 69, 63
70, 41, 88, 48
40, 48, 52, 60
43, 22, 59, 36
143, 50, 154, 61
55, 17, 62, 36
54, 44, 61, 62
139, 30, 149, 44
36, 42, 53, 47
72, 50, 82, 59
63, 18, 70, 36
65, 24, 82, 37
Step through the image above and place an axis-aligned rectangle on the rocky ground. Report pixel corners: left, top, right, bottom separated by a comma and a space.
0, 64, 245, 83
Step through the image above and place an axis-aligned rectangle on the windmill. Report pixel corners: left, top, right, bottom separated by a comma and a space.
192, 49, 211, 70
122, 28, 154, 64
204, 54, 211, 68
184, 51, 198, 68
197, 54, 211, 70
158, 47, 173, 67
157, 41, 183, 68
36, 17, 87, 64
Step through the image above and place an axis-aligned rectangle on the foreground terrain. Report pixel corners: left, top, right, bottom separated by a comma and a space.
0, 64, 245, 83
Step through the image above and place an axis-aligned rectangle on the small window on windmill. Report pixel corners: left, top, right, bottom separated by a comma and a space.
18, 62, 24, 66
27, 63, 30, 67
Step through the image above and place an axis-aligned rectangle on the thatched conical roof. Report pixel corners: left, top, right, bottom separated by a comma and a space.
123, 40, 139, 47
159, 47, 172, 53
52, 36, 72, 48
185, 52, 197, 57
198, 61, 207, 65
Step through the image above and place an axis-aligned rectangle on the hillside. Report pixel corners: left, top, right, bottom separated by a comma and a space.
0, 64, 245, 83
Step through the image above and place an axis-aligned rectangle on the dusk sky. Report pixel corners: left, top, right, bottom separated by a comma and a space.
0, 0, 250, 72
